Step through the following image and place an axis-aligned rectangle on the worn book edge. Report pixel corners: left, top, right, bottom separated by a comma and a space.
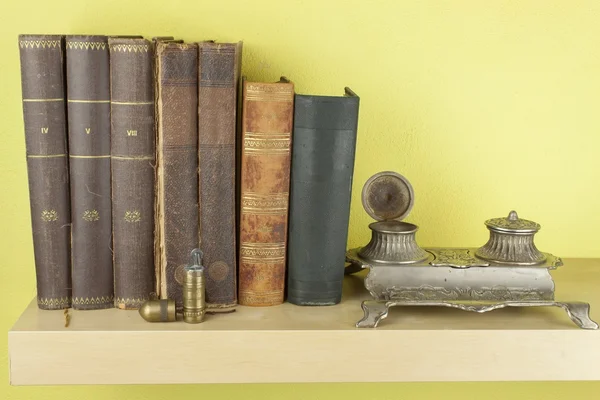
109, 37, 156, 310
19, 34, 73, 310
155, 42, 166, 299
198, 41, 243, 312
238, 77, 294, 306
66, 35, 114, 310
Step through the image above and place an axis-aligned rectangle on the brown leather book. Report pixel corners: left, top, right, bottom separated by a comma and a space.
238, 77, 294, 306
109, 38, 156, 310
66, 35, 113, 310
155, 42, 199, 308
198, 41, 242, 312
151, 37, 171, 295
18, 35, 71, 310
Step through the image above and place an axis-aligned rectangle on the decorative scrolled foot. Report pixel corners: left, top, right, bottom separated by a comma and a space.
556, 302, 599, 330
344, 261, 363, 275
344, 253, 366, 275
356, 300, 389, 328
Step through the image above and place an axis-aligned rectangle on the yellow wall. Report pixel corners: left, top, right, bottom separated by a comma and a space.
2, 0, 599, 398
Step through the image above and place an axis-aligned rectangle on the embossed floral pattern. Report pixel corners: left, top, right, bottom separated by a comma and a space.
124, 210, 141, 223
485, 217, 540, 231
41, 209, 58, 222
430, 249, 489, 268
82, 209, 100, 222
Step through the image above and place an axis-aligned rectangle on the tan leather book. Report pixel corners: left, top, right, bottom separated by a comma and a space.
198, 41, 242, 312
18, 35, 72, 310
238, 77, 294, 306
66, 35, 113, 310
155, 42, 199, 308
109, 38, 156, 309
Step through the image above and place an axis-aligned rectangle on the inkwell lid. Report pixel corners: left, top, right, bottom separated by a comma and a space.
484, 210, 541, 234
476, 210, 546, 265
361, 171, 415, 222
359, 171, 427, 263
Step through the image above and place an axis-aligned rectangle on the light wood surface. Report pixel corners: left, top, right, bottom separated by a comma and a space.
8, 258, 600, 385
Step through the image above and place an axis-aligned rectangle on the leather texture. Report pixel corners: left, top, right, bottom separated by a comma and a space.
198, 41, 242, 312
19, 34, 72, 310
155, 42, 199, 309
66, 35, 114, 310
109, 38, 156, 310
151, 37, 171, 296
238, 79, 294, 306
287, 91, 360, 305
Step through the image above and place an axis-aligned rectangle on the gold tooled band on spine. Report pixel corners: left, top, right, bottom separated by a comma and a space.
238, 79, 295, 306
109, 37, 156, 310
19, 34, 72, 310
66, 35, 114, 310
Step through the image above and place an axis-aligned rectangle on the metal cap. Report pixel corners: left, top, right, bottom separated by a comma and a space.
138, 299, 176, 323
484, 210, 541, 234
361, 171, 414, 221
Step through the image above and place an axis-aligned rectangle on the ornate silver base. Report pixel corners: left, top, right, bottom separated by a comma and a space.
356, 300, 599, 330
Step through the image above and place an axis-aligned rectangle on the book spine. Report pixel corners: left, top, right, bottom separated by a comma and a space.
287, 92, 360, 305
109, 38, 156, 309
156, 42, 199, 308
66, 35, 113, 310
151, 37, 171, 296
198, 42, 242, 312
238, 80, 294, 306
18, 35, 71, 310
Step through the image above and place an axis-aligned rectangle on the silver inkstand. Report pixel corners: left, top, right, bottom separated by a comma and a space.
346, 171, 598, 329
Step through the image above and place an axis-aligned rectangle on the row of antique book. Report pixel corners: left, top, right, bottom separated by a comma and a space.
19, 34, 360, 312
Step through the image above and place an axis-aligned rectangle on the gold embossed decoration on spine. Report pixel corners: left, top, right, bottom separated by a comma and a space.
238, 77, 294, 306
19, 34, 72, 310
183, 249, 206, 323
109, 37, 156, 310
66, 35, 113, 310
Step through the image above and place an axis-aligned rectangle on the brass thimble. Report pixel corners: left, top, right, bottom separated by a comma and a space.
183, 248, 206, 323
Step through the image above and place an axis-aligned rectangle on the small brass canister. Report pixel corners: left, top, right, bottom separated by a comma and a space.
138, 299, 176, 322
183, 248, 206, 324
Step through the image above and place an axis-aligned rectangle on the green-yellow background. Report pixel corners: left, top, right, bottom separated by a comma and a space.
2, 0, 599, 398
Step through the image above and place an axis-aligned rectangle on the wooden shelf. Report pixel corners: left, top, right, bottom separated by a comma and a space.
9, 258, 600, 385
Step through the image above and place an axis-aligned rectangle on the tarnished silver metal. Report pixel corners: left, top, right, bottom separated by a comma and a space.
347, 247, 597, 329
356, 299, 598, 329
347, 171, 598, 330
475, 210, 546, 265
357, 171, 426, 264
347, 248, 560, 304
361, 171, 414, 222
358, 221, 428, 264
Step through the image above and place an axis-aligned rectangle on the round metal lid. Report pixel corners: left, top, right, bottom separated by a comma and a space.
484, 210, 541, 233
361, 171, 414, 221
